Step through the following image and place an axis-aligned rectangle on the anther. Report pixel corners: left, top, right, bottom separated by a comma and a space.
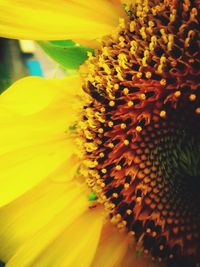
124, 183, 130, 189
116, 165, 122, 171
101, 168, 107, 174
146, 72, 152, 78
160, 79, 167, 86
123, 88, 129, 95
108, 121, 114, 127
174, 91, 181, 97
109, 100, 115, 107
108, 142, 114, 148
160, 110, 166, 118
112, 193, 118, 198
189, 94, 196, 101
121, 123, 126, 129
195, 107, 200, 114
99, 152, 105, 158
128, 101, 134, 107
126, 209, 132, 215
98, 128, 104, 134
136, 126, 143, 132
114, 84, 119, 90
137, 72, 142, 78
124, 139, 129, 145
140, 93, 146, 100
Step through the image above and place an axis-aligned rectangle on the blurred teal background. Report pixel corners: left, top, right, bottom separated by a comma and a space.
0, 38, 66, 93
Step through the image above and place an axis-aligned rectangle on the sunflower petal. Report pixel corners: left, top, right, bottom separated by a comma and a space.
0, 181, 88, 262
0, 76, 82, 116
6, 206, 103, 267
91, 222, 128, 267
0, 0, 125, 42
0, 76, 82, 206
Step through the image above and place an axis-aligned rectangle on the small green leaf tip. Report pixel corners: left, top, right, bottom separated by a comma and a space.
89, 192, 97, 201
38, 40, 94, 70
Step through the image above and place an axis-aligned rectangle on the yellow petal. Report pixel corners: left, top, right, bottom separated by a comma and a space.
0, 181, 88, 262
0, 0, 125, 42
0, 76, 82, 116
0, 76, 82, 206
91, 221, 129, 267
0, 136, 77, 207
6, 206, 103, 267
0, 76, 82, 155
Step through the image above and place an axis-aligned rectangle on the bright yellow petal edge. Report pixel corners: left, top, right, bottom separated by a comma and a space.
0, 76, 159, 267
0, 0, 125, 46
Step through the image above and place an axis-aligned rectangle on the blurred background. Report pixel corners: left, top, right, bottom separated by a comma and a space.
0, 38, 66, 93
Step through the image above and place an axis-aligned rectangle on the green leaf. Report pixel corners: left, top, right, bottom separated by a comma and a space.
38, 40, 94, 70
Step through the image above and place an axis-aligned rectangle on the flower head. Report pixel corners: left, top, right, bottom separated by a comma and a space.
0, 0, 199, 267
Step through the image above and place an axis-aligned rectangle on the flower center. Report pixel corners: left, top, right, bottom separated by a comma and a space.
78, 0, 200, 265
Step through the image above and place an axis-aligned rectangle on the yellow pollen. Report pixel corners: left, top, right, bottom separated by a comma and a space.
136, 126, 142, 132
118, 53, 128, 69
140, 93, 146, 100
114, 84, 119, 90
120, 123, 126, 129
160, 79, 167, 85
99, 152, 105, 158
124, 183, 130, 189
189, 94, 196, 101
101, 182, 105, 188
130, 20, 136, 32
108, 121, 114, 127
137, 72, 142, 78
123, 88, 129, 95
128, 101, 134, 107
195, 107, 200, 114
115, 165, 122, 171
108, 142, 114, 148
124, 139, 129, 145
109, 100, 115, 107
174, 91, 181, 97
101, 168, 107, 174
126, 209, 132, 215
145, 71, 152, 78
136, 196, 142, 203
111, 214, 121, 224
112, 193, 118, 198
98, 128, 104, 134
160, 110, 166, 118
121, 123, 126, 129
100, 107, 106, 113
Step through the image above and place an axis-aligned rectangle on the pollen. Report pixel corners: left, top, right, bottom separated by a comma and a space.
124, 139, 129, 146
195, 107, 200, 114
127, 101, 134, 107
78, 0, 200, 265
115, 165, 122, 171
160, 110, 166, 118
136, 126, 142, 132
189, 94, 197, 101
109, 100, 115, 107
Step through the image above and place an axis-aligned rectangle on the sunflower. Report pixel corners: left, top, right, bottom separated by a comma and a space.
0, 0, 199, 267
